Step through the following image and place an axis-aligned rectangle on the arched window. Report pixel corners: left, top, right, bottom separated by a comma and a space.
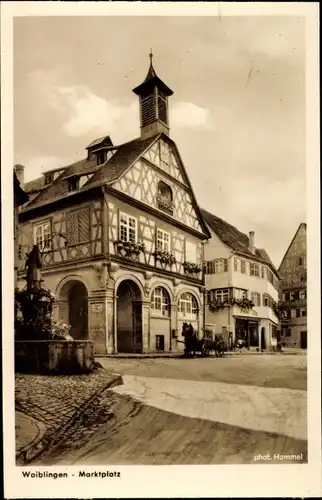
178, 293, 198, 320
157, 180, 173, 216
151, 287, 170, 316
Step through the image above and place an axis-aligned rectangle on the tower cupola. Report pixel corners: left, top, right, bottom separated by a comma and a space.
132, 51, 173, 139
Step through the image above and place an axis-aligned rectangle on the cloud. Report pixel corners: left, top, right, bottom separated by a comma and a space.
171, 101, 215, 131
27, 70, 139, 142
54, 86, 137, 138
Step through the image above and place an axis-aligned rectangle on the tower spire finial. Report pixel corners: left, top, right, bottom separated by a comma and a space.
149, 48, 153, 65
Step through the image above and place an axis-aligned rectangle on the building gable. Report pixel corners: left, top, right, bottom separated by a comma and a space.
278, 223, 307, 279
111, 134, 208, 236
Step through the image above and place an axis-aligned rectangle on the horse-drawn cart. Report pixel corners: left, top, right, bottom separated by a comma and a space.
180, 322, 227, 358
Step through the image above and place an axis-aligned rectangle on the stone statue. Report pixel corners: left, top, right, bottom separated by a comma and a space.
26, 245, 42, 291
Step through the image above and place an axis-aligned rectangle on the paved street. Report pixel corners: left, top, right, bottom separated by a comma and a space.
97, 353, 307, 390
15, 369, 121, 463
36, 354, 307, 466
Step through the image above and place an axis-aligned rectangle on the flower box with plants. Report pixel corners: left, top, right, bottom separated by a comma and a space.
183, 261, 202, 274
154, 249, 176, 266
209, 297, 255, 312
114, 240, 145, 257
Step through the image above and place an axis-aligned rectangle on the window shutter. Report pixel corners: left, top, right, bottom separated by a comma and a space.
213, 260, 216, 274
67, 212, 79, 245
224, 259, 228, 272
78, 209, 90, 243
258, 294, 261, 306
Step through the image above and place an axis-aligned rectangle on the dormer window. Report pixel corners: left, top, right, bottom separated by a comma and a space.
44, 172, 54, 185
157, 180, 173, 216
68, 177, 79, 192
96, 152, 106, 166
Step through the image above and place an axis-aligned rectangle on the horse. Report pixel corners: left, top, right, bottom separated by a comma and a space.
181, 322, 200, 357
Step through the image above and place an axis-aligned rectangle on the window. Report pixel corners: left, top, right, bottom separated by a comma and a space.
286, 328, 292, 337
185, 240, 197, 263
179, 293, 198, 319
67, 208, 90, 246
251, 292, 261, 306
286, 309, 291, 319
234, 288, 248, 300
250, 263, 260, 277
157, 180, 173, 216
151, 287, 170, 316
261, 266, 267, 279
299, 290, 306, 300
283, 292, 290, 301
301, 309, 307, 317
33, 222, 51, 252
214, 259, 228, 273
263, 294, 269, 307
234, 258, 241, 272
68, 177, 79, 192
241, 260, 246, 274
298, 257, 303, 266
96, 152, 105, 165
245, 262, 250, 275
156, 228, 170, 252
215, 289, 229, 303
267, 269, 274, 285
119, 212, 137, 243
44, 173, 54, 185
206, 261, 215, 274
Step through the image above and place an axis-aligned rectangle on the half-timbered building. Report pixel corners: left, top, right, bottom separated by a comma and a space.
16, 56, 210, 354
278, 223, 307, 349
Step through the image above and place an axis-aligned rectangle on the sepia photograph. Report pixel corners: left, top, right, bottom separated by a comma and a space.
2, 2, 320, 498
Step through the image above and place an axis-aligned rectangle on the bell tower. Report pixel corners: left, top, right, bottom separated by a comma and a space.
132, 51, 173, 139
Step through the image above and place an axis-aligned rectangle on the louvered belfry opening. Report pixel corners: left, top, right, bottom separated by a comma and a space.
141, 88, 157, 127
133, 53, 173, 139
157, 89, 168, 124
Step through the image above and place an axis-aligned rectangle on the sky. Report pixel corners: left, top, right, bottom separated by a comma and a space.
13, 15, 306, 268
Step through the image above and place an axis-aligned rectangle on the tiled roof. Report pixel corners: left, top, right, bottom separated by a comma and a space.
24, 176, 46, 193
200, 208, 279, 273
86, 135, 113, 150
21, 135, 159, 210
84, 135, 159, 187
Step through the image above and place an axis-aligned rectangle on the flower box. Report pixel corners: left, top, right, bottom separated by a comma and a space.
183, 261, 202, 274
114, 240, 145, 257
154, 250, 176, 266
209, 297, 255, 313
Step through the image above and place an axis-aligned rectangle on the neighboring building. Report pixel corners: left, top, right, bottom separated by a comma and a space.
16, 55, 210, 354
278, 223, 307, 349
14, 166, 29, 288
201, 209, 280, 350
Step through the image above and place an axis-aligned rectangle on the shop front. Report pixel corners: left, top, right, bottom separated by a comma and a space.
234, 316, 260, 349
